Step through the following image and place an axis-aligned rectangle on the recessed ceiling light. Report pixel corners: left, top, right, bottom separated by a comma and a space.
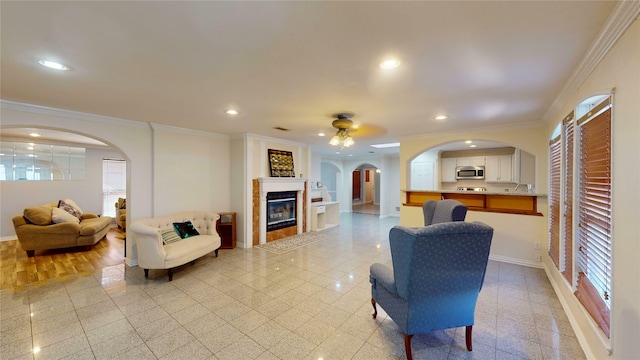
380, 59, 400, 69
38, 60, 69, 71
29, 133, 41, 137
435, 115, 448, 120
318, 132, 325, 137
335, 151, 340, 155
465, 140, 472, 144
371, 142, 400, 148
348, 154, 353, 157
470, 144, 478, 148
225, 109, 238, 115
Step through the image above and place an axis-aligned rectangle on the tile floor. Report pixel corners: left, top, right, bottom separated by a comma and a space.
0, 213, 585, 359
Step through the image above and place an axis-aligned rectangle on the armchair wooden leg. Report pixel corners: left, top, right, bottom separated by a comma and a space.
465, 325, 473, 351
371, 298, 377, 319
168, 268, 174, 281
26, 250, 35, 257
404, 334, 414, 360
215, 249, 219, 257
144, 269, 149, 278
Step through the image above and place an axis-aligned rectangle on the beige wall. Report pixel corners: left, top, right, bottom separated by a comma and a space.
542, 20, 640, 360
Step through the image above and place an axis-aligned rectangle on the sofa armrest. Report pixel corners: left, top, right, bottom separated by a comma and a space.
82, 213, 98, 220
370, 263, 397, 295
131, 221, 168, 269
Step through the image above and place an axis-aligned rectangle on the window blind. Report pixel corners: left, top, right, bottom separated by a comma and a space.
562, 114, 574, 283
548, 136, 561, 268
575, 101, 611, 337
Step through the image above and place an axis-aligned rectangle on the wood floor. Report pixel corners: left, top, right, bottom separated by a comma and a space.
0, 228, 125, 289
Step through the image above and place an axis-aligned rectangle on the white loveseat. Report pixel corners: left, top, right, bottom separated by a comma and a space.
130, 211, 221, 281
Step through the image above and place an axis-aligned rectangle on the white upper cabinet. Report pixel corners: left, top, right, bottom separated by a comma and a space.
485, 155, 513, 183
456, 156, 486, 166
441, 158, 457, 182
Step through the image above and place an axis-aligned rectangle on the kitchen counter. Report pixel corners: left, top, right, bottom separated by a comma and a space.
402, 190, 544, 216
411, 189, 548, 197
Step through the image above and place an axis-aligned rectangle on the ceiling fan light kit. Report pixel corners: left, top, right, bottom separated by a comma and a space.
329, 113, 356, 148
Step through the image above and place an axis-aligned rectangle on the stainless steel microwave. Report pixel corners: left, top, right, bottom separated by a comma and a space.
456, 166, 485, 180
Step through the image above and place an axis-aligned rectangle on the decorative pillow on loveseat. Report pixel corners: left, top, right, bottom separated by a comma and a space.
173, 221, 200, 239
160, 228, 182, 244
52, 207, 81, 224
58, 199, 83, 221
23, 205, 53, 225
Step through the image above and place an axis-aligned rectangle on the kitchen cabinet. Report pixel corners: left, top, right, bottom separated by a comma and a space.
456, 156, 485, 166
513, 149, 535, 185
441, 158, 457, 183
485, 155, 513, 183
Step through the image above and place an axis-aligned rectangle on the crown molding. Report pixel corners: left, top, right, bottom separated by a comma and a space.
0, 99, 148, 129
542, 1, 640, 123
149, 123, 228, 140
245, 132, 309, 148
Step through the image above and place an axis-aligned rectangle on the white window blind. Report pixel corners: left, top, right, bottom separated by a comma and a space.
562, 114, 575, 284
548, 136, 561, 268
103, 159, 126, 217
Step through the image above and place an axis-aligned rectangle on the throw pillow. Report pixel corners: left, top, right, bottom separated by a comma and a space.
52, 207, 81, 224
160, 228, 182, 245
173, 221, 200, 239
23, 205, 53, 225
58, 199, 83, 221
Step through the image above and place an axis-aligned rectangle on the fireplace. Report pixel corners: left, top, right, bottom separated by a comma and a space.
266, 191, 297, 232
255, 177, 307, 245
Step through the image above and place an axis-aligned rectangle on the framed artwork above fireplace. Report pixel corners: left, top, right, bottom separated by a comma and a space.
268, 149, 295, 177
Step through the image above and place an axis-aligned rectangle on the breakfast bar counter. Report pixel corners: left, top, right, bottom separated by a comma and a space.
402, 190, 546, 216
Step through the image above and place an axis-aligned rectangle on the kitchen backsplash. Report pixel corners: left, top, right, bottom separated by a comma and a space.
440, 179, 532, 193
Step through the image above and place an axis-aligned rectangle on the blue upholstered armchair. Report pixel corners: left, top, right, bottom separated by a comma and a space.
423, 199, 468, 225
369, 222, 493, 360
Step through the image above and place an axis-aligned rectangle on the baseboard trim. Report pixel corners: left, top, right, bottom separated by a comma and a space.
1, 235, 17, 242
125, 257, 137, 267
489, 254, 544, 268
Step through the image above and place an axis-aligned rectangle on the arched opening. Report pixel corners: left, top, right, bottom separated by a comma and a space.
0, 126, 130, 262
350, 162, 381, 215
407, 139, 536, 193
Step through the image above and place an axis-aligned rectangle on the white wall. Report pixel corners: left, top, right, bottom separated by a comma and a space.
151, 125, 230, 216
380, 155, 401, 218
542, 19, 640, 360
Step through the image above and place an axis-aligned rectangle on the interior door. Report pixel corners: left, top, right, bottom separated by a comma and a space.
352, 170, 361, 200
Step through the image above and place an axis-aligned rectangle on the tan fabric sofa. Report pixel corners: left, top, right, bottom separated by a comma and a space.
12, 202, 113, 257
130, 211, 221, 281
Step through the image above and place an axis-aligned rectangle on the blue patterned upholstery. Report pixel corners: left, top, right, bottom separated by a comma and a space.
423, 199, 467, 225
369, 221, 493, 359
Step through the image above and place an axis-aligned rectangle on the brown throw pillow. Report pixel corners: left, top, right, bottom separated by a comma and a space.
23, 206, 53, 225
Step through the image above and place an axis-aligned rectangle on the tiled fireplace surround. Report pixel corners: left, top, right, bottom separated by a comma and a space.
252, 178, 307, 246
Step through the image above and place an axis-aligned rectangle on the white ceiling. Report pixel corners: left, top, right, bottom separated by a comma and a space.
0, 1, 618, 157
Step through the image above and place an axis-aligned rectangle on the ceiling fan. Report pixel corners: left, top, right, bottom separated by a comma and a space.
329, 113, 357, 147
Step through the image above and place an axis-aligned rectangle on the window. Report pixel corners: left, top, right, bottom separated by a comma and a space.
575, 99, 612, 337
102, 159, 126, 217
562, 114, 575, 283
549, 96, 611, 338
548, 136, 561, 268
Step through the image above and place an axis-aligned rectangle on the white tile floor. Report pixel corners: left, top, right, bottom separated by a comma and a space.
1, 213, 585, 359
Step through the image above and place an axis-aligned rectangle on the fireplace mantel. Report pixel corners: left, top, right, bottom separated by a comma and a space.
257, 177, 306, 244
